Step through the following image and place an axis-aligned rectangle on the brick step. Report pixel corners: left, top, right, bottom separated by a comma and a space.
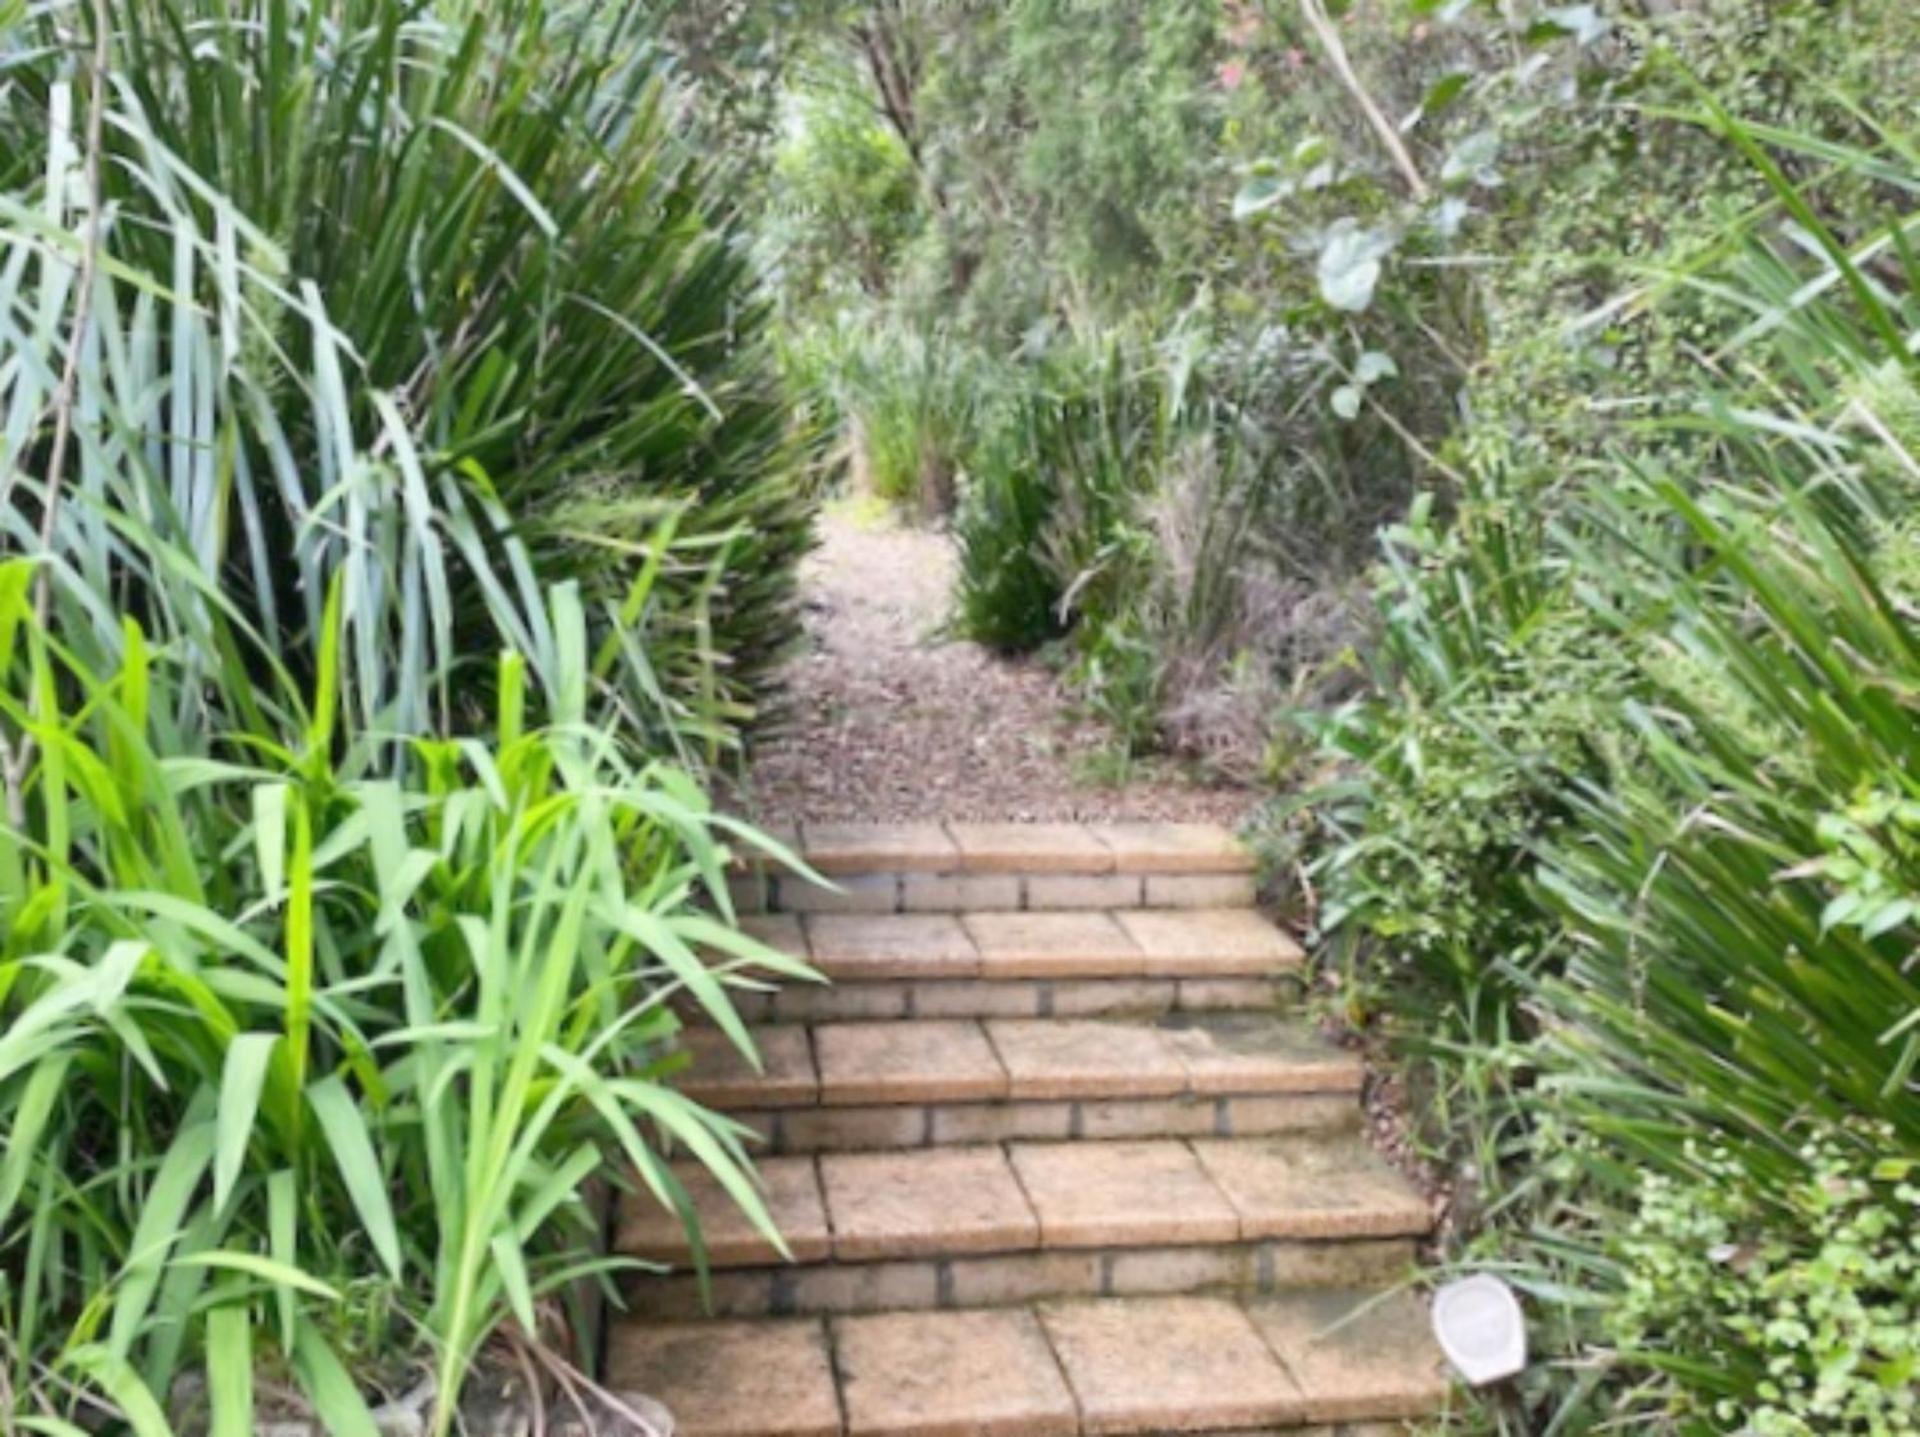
732, 1088, 1356, 1157
731, 821, 1258, 914
722, 910, 1303, 1023
618, 1135, 1428, 1320
676, 1016, 1363, 1148
732, 972, 1298, 1026
607, 1291, 1451, 1436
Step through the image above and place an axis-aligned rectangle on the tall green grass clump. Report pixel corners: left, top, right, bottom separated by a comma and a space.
0, 576, 812, 1433
1, 1, 818, 1428
956, 342, 1159, 653
3, 0, 813, 755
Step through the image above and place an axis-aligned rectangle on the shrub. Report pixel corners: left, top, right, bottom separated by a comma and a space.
0, 574, 812, 1430
1609, 1136, 1920, 1435
1291, 494, 1634, 1030
954, 329, 1387, 770
955, 341, 1160, 651
0, 2, 819, 1428
1284, 73, 1920, 1436
1536, 457, 1920, 1180
2, 0, 813, 753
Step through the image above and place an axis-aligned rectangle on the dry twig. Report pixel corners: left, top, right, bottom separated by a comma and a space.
1298, 0, 1430, 202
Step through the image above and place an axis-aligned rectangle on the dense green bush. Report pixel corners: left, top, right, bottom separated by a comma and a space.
955, 343, 1159, 649
0, 577, 810, 1431
950, 324, 1403, 768
828, 322, 985, 515
1284, 45, 1920, 1433
1292, 495, 1634, 1031
2, 0, 813, 753
1, 2, 819, 1428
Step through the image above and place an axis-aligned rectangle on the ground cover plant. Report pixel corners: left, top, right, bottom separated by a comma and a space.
5, 0, 814, 757
1, 0, 817, 1428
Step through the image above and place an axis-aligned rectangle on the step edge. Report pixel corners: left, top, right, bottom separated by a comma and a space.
615, 1230, 1426, 1276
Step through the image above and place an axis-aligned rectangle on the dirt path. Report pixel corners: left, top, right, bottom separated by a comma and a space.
736, 503, 1251, 824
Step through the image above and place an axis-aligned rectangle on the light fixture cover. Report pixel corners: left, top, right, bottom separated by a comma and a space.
1431, 1274, 1527, 1386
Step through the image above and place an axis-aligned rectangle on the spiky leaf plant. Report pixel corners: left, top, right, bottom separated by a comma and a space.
1, 2, 821, 1429
0, 568, 818, 1432
0, 0, 813, 759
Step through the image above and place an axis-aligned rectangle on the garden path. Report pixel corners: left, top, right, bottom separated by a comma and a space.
738, 502, 1249, 824
635, 508, 1447, 1435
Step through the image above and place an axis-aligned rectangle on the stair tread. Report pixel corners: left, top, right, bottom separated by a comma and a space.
946, 821, 1121, 873
835, 1308, 1078, 1437
822, 1145, 1041, 1261
786, 820, 1255, 879
1010, 1139, 1242, 1249
1085, 822, 1259, 875
677, 1016, 1361, 1113
615, 1135, 1429, 1269
606, 1290, 1451, 1436
805, 912, 981, 981
800, 822, 957, 874
739, 908, 1302, 983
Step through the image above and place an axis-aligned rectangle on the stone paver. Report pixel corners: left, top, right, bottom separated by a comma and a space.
803, 822, 959, 873
777, 981, 912, 1023
1048, 978, 1179, 1018
947, 822, 1115, 873
1009, 1140, 1240, 1249
1165, 1017, 1363, 1095
1023, 873, 1146, 909
1247, 1290, 1452, 1424
821, 1146, 1038, 1260
902, 872, 1024, 910
774, 1104, 932, 1152
964, 910, 1144, 978
806, 913, 980, 981
616, 1156, 828, 1267
1040, 1296, 1306, 1434
677, 1025, 818, 1110
986, 1019, 1190, 1100
834, 1308, 1078, 1437
1087, 822, 1255, 874
783, 871, 900, 914
815, 1020, 1007, 1105
1117, 909, 1303, 975
1191, 1137, 1432, 1240
605, 1317, 841, 1437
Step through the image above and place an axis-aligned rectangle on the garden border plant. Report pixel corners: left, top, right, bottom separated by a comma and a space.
1, 1, 823, 1429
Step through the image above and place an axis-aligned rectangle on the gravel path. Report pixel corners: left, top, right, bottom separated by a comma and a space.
737, 504, 1252, 824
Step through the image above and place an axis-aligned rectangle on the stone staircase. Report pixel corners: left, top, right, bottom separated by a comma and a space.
608, 823, 1450, 1436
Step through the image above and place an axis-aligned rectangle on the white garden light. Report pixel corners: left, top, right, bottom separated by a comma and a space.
1432, 1275, 1528, 1386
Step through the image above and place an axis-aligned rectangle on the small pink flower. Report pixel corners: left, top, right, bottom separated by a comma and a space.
1218, 59, 1247, 90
